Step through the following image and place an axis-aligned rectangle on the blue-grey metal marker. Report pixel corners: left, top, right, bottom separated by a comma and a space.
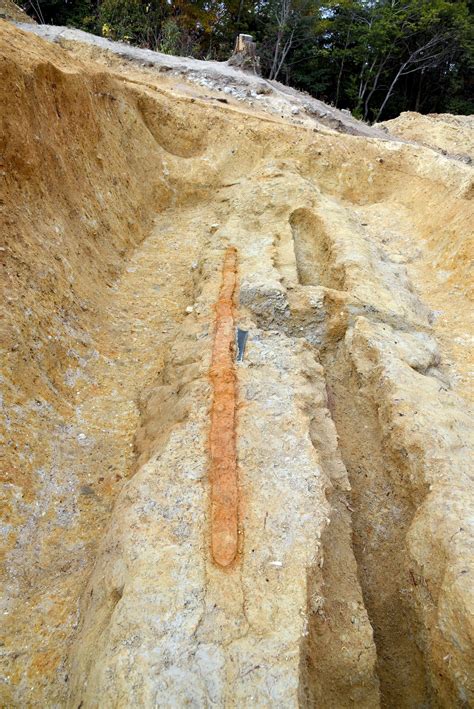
236, 329, 249, 363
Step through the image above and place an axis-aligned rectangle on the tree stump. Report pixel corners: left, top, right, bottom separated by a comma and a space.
228, 34, 261, 75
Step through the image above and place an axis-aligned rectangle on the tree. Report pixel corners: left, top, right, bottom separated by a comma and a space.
22, 0, 473, 119
370, 0, 472, 121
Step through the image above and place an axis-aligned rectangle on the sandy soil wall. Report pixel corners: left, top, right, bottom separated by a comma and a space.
1, 22, 473, 707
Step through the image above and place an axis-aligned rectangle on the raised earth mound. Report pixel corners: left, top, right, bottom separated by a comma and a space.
379, 111, 474, 163
1, 19, 473, 708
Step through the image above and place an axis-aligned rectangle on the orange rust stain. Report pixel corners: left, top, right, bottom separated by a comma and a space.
209, 246, 239, 568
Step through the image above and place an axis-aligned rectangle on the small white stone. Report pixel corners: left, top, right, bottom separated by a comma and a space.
185, 306, 194, 314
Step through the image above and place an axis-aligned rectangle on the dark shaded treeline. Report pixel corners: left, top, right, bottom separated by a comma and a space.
23, 0, 473, 120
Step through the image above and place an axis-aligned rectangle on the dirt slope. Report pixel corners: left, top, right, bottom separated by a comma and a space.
15, 21, 399, 142
1, 20, 473, 708
379, 111, 474, 161
0, 0, 34, 23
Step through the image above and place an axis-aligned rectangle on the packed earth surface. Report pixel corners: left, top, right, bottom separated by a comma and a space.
1, 18, 473, 708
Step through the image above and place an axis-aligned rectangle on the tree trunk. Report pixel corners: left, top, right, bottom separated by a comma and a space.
273, 29, 295, 81
363, 49, 393, 121
236, 0, 244, 30
356, 56, 377, 115
415, 69, 424, 112
269, 30, 283, 80
335, 25, 352, 108
374, 60, 407, 122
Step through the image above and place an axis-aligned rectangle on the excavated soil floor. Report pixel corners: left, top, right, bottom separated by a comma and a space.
1, 21, 473, 708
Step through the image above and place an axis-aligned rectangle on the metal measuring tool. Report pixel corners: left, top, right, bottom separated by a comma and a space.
236, 328, 249, 363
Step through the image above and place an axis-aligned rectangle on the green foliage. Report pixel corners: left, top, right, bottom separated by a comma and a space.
25, 0, 98, 29
24, 0, 473, 120
98, 0, 166, 46
159, 18, 181, 55
286, 0, 473, 120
